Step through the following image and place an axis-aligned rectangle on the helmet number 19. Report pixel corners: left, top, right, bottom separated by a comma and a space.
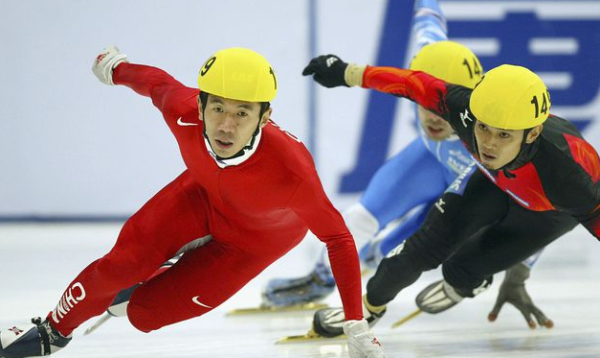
269, 67, 277, 90
530, 92, 550, 118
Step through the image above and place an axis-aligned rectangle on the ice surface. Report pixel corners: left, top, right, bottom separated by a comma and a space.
0, 223, 598, 357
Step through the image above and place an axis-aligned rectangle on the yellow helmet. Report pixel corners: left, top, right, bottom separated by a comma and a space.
410, 41, 483, 89
197, 47, 277, 102
470, 65, 550, 130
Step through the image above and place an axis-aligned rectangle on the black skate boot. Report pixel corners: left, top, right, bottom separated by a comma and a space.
0, 317, 71, 358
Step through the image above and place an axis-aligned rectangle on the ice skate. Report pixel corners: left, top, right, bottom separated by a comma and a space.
277, 295, 386, 343
0, 318, 71, 358
390, 279, 491, 329
416, 279, 465, 314
230, 263, 334, 315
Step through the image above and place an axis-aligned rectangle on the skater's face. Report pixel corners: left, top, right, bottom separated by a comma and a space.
200, 95, 271, 158
418, 106, 453, 141
474, 121, 542, 170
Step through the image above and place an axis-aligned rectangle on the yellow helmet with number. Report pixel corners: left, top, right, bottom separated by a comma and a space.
197, 47, 277, 102
410, 41, 483, 89
470, 65, 550, 130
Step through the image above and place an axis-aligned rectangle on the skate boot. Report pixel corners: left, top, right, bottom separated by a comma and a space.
0, 317, 71, 358
416, 280, 464, 313
313, 295, 386, 338
262, 262, 335, 307
416, 279, 491, 314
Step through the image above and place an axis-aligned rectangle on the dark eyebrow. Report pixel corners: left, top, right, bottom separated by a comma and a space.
478, 121, 516, 133
208, 97, 255, 111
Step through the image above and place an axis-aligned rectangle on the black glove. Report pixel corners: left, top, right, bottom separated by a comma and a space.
302, 55, 349, 88
488, 263, 553, 329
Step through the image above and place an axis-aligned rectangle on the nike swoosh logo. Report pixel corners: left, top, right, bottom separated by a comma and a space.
192, 296, 213, 309
177, 117, 198, 126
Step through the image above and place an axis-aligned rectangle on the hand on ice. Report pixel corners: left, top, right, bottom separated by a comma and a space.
344, 319, 386, 358
488, 263, 553, 329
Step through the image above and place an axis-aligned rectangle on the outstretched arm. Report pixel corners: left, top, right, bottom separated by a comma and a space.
410, 0, 449, 53
92, 45, 198, 117
302, 55, 450, 117
360, 65, 449, 116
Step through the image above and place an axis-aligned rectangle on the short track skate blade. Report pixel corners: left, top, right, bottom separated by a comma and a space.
83, 313, 112, 336
391, 308, 422, 329
226, 302, 328, 316
276, 329, 345, 344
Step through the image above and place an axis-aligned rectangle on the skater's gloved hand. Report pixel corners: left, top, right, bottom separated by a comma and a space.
343, 319, 386, 358
92, 45, 128, 85
302, 55, 365, 88
488, 263, 554, 329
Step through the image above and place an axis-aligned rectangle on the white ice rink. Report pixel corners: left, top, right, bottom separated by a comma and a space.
1, 223, 599, 358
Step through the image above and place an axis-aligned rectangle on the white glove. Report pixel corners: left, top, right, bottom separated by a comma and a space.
343, 319, 386, 358
92, 45, 128, 85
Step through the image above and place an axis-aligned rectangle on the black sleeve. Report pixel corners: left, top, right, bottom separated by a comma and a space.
442, 85, 478, 155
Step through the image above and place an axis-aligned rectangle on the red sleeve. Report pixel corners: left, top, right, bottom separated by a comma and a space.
362, 65, 450, 116
559, 134, 600, 240
289, 174, 363, 321
112, 63, 199, 121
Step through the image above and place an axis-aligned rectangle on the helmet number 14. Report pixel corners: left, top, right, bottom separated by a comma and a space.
530, 92, 550, 118
462, 57, 482, 79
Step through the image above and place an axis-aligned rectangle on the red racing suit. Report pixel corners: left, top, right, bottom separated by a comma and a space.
48, 63, 362, 335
